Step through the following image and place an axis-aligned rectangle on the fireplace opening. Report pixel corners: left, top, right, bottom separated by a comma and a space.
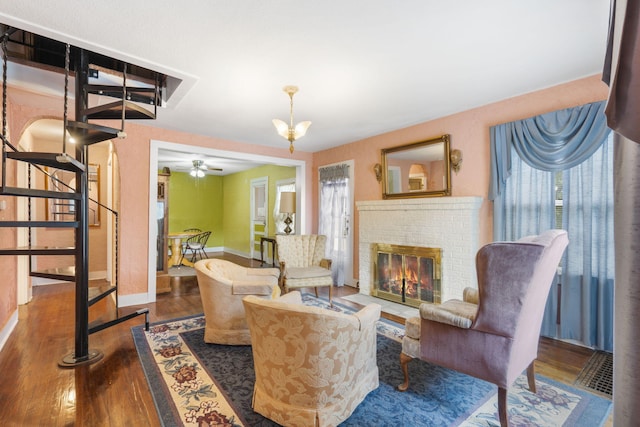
372, 243, 441, 308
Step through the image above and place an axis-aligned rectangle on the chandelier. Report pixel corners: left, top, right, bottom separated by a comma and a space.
272, 85, 312, 153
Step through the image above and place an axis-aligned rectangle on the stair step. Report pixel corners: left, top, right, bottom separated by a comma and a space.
66, 121, 121, 145
84, 100, 156, 120
31, 266, 75, 281
88, 284, 117, 306
0, 246, 75, 256
84, 84, 158, 105
0, 186, 81, 200
0, 220, 78, 228
89, 308, 150, 334
5, 152, 85, 173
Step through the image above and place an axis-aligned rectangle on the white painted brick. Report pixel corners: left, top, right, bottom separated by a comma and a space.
357, 197, 483, 302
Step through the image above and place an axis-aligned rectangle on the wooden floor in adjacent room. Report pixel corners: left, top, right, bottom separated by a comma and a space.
0, 253, 608, 426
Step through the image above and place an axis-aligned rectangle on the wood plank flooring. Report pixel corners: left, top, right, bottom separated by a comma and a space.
0, 253, 607, 426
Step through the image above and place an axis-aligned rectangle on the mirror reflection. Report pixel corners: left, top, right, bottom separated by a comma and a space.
382, 134, 451, 199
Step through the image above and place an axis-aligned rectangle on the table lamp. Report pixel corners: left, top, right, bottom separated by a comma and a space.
279, 192, 296, 234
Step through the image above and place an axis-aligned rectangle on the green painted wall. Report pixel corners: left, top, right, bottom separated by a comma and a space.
223, 165, 295, 254
165, 165, 295, 254
168, 172, 224, 247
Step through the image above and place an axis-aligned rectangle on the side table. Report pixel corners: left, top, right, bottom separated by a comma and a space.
260, 236, 277, 266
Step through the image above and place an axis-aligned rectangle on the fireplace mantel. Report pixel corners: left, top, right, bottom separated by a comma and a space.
357, 197, 483, 303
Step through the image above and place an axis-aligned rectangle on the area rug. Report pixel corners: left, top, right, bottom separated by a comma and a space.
132, 295, 612, 427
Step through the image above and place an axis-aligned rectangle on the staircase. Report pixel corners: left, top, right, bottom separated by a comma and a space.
0, 27, 163, 367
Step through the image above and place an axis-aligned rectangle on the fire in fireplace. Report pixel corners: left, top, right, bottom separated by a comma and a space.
372, 243, 441, 308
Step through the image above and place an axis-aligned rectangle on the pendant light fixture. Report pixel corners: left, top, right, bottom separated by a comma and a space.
272, 85, 311, 153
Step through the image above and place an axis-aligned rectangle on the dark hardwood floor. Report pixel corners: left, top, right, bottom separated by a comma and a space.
0, 253, 606, 426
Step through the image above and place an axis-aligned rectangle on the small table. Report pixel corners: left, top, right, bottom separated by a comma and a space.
260, 236, 277, 266
167, 232, 198, 268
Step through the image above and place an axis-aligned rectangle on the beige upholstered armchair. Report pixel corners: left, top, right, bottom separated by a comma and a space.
275, 234, 334, 303
399, 230, 569, 427
243, 291, 381, 427
194, 259, 280, 345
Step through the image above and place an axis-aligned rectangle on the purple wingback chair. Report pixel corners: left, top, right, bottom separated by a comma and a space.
398, 229, 568, 427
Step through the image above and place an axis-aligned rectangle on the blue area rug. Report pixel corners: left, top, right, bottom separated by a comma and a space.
132, 296, 612, 426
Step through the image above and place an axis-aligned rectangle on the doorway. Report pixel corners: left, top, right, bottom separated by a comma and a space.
148, 140, 308, 301
250, 177, 268, 260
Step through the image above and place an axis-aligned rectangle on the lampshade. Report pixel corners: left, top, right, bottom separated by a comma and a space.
279, 192, 296, 214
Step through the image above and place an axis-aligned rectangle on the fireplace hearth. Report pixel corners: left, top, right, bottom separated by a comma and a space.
372, 243, 441, 308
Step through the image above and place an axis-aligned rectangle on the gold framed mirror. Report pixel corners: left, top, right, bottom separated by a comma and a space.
381, 134, 451, 199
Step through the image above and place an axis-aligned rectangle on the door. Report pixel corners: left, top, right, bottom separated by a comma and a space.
250, 177, 268, 260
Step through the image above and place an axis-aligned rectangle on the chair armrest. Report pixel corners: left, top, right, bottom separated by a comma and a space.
231, 280, 278, 296
320, 258, 332, 269
247, 267, 280, 278
463, 287, 479, 304
278, 261, 286, 287
420, 300, 477, 329
274, 290, 303, 304
353, 303, 381, 330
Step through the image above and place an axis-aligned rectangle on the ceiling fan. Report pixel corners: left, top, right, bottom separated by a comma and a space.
189, 159, 222, 177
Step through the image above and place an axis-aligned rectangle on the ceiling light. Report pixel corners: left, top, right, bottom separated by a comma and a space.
272, 85, 311, 154
190, 160, 206, 178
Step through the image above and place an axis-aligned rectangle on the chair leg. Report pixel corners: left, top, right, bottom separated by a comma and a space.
498, 387, 509, 427
397, 352, 413, 392
526, 362, 536, 393
328, 285, 333, 306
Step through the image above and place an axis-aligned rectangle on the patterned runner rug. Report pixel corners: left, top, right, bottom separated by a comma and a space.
132, 294, 612, 426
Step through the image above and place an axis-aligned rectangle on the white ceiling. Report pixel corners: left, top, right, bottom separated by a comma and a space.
0, 1, 611, 155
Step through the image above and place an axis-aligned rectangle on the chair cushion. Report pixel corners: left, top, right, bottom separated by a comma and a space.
285, 266, 331, 279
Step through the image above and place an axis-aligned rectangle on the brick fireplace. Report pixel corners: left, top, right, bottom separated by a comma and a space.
357, 197, 483, 304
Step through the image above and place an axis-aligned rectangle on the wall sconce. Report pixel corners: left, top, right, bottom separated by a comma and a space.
450, 149, 463, 174
374, 163, 382, 182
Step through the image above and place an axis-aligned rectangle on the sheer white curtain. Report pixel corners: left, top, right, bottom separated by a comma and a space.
318, 164, 349, 286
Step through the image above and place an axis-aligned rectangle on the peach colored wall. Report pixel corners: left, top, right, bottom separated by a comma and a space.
0, 97, 17, 332
313, 75, 609, 283
111, 121, 313, 296
1, 75, 608, 304
2, 86, 314, 299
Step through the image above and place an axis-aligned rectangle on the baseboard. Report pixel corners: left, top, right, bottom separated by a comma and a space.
118, 292, 151, 308
204, 246, 224, 254
0, 309, 18, 353
222, 247, 252, 259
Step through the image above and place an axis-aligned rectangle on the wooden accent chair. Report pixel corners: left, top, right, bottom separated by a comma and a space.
243, 291, 381, 426
275, 234, 334, 304
398, 230, 569, 427
194, 259, 280, 345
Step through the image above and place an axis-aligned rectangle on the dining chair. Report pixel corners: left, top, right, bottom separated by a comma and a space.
179, 231, 211, 264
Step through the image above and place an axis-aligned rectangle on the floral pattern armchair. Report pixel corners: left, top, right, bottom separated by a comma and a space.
243, 291, 381, 426
275, 234, 334, 303
194, 258, 280, 345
